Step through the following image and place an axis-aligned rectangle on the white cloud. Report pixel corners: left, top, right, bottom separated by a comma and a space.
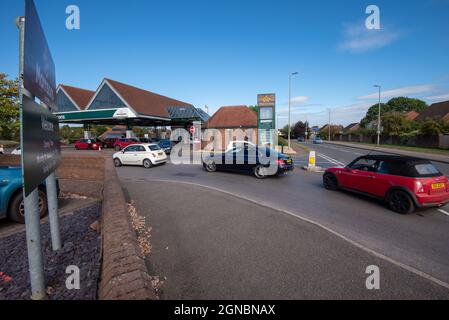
357, 84, 438, 100
339, 22, 402, 53
425, 93, 449, 102
290, 96, 309, 105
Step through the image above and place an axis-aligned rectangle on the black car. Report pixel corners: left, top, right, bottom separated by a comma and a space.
202, 146, 294, 179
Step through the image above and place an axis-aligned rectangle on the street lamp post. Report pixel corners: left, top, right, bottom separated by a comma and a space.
374, 85, 382, 146
288, 72, 298, 149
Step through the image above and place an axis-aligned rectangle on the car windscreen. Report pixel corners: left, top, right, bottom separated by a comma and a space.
148, 145, 161, 151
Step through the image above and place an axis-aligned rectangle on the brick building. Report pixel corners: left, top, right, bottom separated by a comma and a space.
204, 106, 258, 150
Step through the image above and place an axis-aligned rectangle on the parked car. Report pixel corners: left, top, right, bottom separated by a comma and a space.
0, 167, 59, 223
75, 139, 101, 150
158, 140, 173, 154
113, 138, 140, 151
203, 145, 294, 179
313, 137, 323, 144
101, 137, 119, 149
113, 144, 167, 168
11, 146, 21, 155
323, 155, 449, 214
297, 137, 305, 142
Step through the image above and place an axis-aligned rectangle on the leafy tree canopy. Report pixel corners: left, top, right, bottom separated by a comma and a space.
361, 97, 427, 128
0, 73, 20, 141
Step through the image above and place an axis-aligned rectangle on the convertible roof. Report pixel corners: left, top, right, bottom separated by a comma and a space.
362, 154, 429, 163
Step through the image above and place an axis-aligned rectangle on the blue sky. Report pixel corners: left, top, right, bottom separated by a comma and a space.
1, 0, 449, 127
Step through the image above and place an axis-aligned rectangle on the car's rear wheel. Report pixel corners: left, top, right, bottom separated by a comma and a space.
8, 189, 47, 224
388, 190, 415, 214
204, 161, 217, 172
143, 159, 153, 169
323, 173, 339, 191
114, 158, 122, 167
254, 165, 267, 179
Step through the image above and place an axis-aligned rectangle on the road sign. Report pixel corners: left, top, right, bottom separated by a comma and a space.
24, 0, 56, 110
22, 95, 61, 196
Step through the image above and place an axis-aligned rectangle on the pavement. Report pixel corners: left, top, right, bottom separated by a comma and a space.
120, 180, 449, 299
326, 141, 449, 164
115, 140, 449, 299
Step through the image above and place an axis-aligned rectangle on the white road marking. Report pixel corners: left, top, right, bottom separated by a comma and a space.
318, 153, 345, 167
438, 209, 449, 217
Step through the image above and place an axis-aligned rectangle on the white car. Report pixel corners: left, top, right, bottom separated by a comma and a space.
113, 144, 167, 168
225, 141, 256, 152
11, 146, 21, 155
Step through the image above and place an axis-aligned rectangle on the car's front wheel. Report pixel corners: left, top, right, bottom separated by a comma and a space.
143, 159, 153, 169
8, 189, 48, 224
388, 190, 415, 214
323, 173, 339, 191
204, 161, 217, 172
114, 158, 122, 167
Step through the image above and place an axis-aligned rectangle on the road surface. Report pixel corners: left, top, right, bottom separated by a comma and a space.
116, 144, 449, 297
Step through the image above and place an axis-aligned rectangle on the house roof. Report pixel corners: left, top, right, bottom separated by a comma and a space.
105, 78, 193, 118
344, 123, 360, 131
416, 101, 449, 121
206, 106, 258, 128
404, 111, 420, 121
59, 84, 95, 110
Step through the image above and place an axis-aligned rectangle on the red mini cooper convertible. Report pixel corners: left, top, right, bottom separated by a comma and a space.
323, 155, 449, 214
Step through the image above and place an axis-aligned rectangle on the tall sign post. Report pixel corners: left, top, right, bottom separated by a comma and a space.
257, 94, 276, 147
18, 0, 62, 300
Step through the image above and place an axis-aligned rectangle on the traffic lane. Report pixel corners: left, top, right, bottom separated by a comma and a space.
301, 142, 449, 175
117, 163, 449, 285
123, 180, 449, 299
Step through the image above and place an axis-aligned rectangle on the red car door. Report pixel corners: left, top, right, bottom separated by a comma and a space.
339, 158, 379, 192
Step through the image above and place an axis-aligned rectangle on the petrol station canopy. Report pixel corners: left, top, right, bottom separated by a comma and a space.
55, 78, 209, 127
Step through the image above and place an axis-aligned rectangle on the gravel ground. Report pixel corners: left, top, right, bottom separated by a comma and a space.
0, 204, 101, 300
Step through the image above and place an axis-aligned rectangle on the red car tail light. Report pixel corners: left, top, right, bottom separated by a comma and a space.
277, 160, 285, 165
415, 181, 425, 194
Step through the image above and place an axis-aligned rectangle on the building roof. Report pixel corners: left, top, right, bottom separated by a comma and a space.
404, 111, 420, 121
344, 123, 360, 131
416, 100, 449, 121
206, 106, 258, 128
105, 78, 193, 119
167, 106, 210, 122
59, 84, 95, 110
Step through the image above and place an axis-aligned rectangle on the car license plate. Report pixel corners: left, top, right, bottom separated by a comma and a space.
286, 159, 292, 165
432, 183, 445, 190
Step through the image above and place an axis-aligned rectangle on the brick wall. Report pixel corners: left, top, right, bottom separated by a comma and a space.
98, 157, 156, 300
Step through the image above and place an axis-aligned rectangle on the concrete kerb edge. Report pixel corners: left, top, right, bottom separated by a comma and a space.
98, 157, 156, 300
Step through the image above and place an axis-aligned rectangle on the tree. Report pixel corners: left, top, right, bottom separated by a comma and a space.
381, 112, 412, 136
0, 73, 20, 141
419, 119, 447, 135
360, 97, 428, 128
248, 106, 258, 114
